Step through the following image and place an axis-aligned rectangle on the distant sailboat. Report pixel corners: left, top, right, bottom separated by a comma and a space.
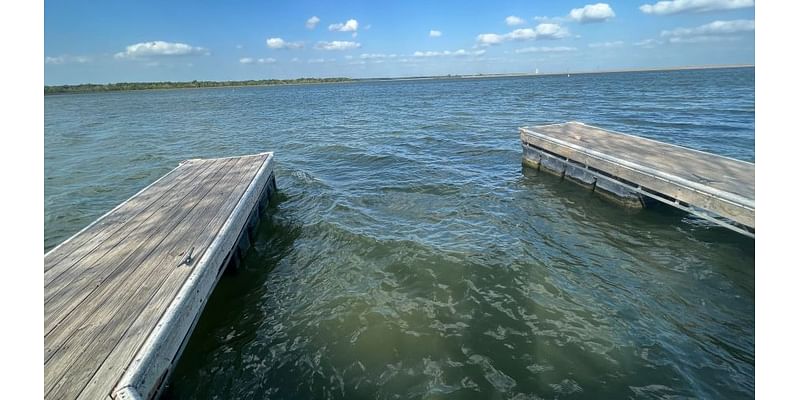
535, 68, 539, 75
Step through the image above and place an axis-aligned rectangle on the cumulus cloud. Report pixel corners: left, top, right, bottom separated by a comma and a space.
429, 30, 442, 37
45, 55, 91, 64
306, 16, 320, 29
308, 58, 335, 63
505, 16, 526, 26
569, 3, 616, 23
413, 49, 486, 57
114, 41, 209, 59
329, 19, 359, 32
640, 0, 754, 15
239, 57, 254, 64
476, 23, 570, 46
661, 19, 756, 38
588, 40, 625, 48
515, 46, 576, 53
315, 41, 361, 50
266, 37, 304, 49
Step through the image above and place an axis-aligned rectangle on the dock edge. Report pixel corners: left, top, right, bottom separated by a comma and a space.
113, 152, 276, 400
520, 123, 755, 237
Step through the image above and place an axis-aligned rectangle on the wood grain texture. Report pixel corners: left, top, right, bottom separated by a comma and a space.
520, 122, 754, 229
43, 152, 274, 400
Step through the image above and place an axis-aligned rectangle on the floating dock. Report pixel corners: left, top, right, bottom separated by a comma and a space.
520, 122, 754, 237
44, 152, 276, 400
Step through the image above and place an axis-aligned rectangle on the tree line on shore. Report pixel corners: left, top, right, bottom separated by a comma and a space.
44, 77, 353, 94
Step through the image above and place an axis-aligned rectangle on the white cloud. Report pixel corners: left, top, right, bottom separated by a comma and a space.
360, 53, 398, 59
236, 44, 243, 49
240, 57, 277, 64
266, 37, 304, 49
661, 19, 754, 37
505, 16, 526, 26
588, 40, 625, 48
515, 46, 577, 53
476, 33, 505, 46
569, 3, 616, 23
306, 16, 320, 29
329, 19, 359, 32
290, 57, 300, 62
640, 0, 754, 15
534, 24, 570, 39
476, 23, 569, 46
114, 41, 209, 59
315, 41, 361, 50
667, 35, 740, 43
308, 58, 335, 63
634, 39, 663, 48
429, 29, 442, 37
413, 49, 486, 57
45, 55, 91, 64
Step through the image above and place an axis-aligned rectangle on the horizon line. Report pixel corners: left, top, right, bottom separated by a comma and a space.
45, 63, 754, 88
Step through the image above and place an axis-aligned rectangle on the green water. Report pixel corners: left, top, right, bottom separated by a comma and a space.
45, 68, 755, 399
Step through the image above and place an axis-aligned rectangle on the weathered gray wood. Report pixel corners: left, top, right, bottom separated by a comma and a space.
44, 160, 213, 284
44, 163, 187, 270
44, 159, 232, 334
44, 158, 245, 364
45, 158, 258, 400
520, 122, 755, 232
43, 152, 274, 400
114, 155, 275, 400
79, 158, 271, 400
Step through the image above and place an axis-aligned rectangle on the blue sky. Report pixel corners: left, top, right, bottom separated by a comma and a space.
44, 0, 755, 85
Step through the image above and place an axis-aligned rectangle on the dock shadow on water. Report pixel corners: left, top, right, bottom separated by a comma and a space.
46, 68, 754, 399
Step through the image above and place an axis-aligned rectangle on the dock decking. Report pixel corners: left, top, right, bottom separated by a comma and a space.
44, 152, 276, 400
520, 122, 754, 237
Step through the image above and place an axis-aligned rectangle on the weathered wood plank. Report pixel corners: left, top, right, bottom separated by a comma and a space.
44, 158, 246, 364
76, 155, 270, 400
44, 160, 212, 284
43, 159, 232, 334
113, 154, 274, 400
42, 152, 274, 400
520, 122, 754, 230
44, 162, 187, 270
45, 157, 263, 400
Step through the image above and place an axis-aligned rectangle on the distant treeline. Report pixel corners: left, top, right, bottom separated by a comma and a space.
44, 77, 353, 94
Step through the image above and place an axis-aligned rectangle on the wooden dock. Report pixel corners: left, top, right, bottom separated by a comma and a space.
44, 152, 276, 400
520, 122, 754, 237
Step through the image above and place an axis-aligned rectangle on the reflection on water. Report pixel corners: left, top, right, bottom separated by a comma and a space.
45, 68, 754, 399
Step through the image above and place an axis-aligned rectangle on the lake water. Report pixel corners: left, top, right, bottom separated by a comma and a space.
44, 67, 755, 399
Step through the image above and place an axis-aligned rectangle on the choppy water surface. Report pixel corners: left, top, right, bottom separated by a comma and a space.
44, 68, 755, 399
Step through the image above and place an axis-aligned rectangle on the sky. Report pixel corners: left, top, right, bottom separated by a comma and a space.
44, 0, 755, 85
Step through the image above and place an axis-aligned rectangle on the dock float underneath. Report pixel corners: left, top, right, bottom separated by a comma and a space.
520, 122, 754, 237
44, 152, 276, 400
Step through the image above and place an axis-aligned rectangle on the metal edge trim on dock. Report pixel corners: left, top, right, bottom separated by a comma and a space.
519, 126, 755, 210
113, 152, 274, 400
43, 163, 186, 258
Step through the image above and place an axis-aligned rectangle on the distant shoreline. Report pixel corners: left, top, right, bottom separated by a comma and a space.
45, 64, 753, 95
